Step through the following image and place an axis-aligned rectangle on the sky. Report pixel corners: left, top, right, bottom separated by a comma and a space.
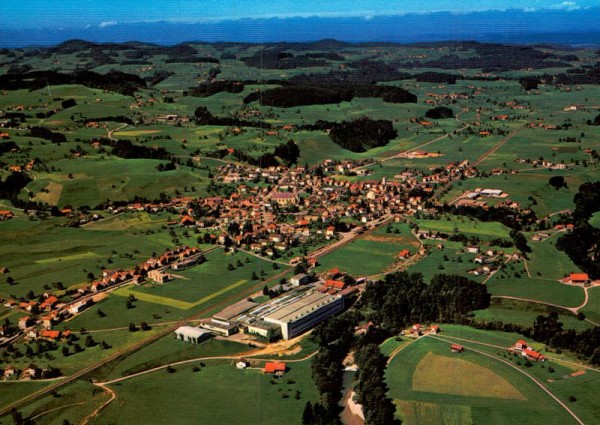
0, 1, 598, 46
1, 0, 597, 30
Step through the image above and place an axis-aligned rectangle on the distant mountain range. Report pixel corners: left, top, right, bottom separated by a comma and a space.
2, 9, 599, 48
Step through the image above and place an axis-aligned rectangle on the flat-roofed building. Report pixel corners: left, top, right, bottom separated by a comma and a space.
213, 299, 258, 324
201, 320, 238, 336
245, 319, 282, 339
258, 289, 343, 340
290, 273, 310, 286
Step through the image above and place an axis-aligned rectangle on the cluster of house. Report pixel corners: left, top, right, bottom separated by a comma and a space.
90, 245, 202, 293
403, 323, 441, 338
468, 248, 505, 277
513, 339, 546, 362
2, 363, 56, 381
0, 210, 14, 221
4, 246, 204, 334
514, 157, 570, 170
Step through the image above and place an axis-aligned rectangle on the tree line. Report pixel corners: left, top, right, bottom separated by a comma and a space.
243, 84, 417, 108
556, 181, 600, 279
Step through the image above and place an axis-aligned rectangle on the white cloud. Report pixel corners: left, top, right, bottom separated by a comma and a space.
550, 1, 582, 11
99, 21, 117, 28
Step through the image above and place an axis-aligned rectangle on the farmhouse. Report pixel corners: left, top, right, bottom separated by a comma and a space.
397, 249, 411, 260
568, 273, 590, 284
0, 210, 14, 220
450, 343, 464, 353
410, 324, 422, 337
522, 348, 546, 362
515, 339, 528, 351
263, 361, 286, 375
174, 326, 212, 344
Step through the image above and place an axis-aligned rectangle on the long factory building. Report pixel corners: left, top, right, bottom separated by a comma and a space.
206, 285, 346, 340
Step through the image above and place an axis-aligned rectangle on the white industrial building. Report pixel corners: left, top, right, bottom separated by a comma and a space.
252, 288, 344, 340
174, 326, 212, 344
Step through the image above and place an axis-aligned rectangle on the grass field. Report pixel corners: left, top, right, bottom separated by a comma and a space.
525, 236, 582, 280
414, 216, 511, 240
17, 379, 110, 425
474, 298, 593, 331
0, 215, 173, 299
581, 287, 600, 325
434, 325, 600, 425
317, 238, 414, 277
94, 337, 252, 382
129, 249, 288, 306
412, 352, 526, 400
441, 169, 599, 218
486, 261, 585, 308
94, 358, 319, 425
385, 335, 580, 425
0, 381, 53, 411
114, 278, 249, 310
29, 157, 211, 207
408, 246, 484, 284
4, 327, 166, 377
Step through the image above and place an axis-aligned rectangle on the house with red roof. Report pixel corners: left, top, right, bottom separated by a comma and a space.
515, 339, 528, 351
522, 348, 546, 362
326, 267, 341, 279
38, 330, 61, 341
263, 361, 286, 375
324, 280, 346, 291
0, 210, 14, 220
450, 343, 464, 353
568, 273, 590, 284
40, 296, 59, 312
411, 324, 422, 337
397, 249, 411, 260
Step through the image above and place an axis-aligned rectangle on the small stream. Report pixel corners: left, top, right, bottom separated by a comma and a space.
340, 370, 364, 425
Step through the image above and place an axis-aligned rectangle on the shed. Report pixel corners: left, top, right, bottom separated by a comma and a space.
174, 326, 212, 344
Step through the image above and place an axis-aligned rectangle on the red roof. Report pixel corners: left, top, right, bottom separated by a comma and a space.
271, 192, 296, 199
40, 330, 61, 339
263, 362, 286, 373
451, 343, 464, 351
516, 339, 528, 346
523, 348, 544, 360
570, 273, 589, 282
325, 280, 346, 290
